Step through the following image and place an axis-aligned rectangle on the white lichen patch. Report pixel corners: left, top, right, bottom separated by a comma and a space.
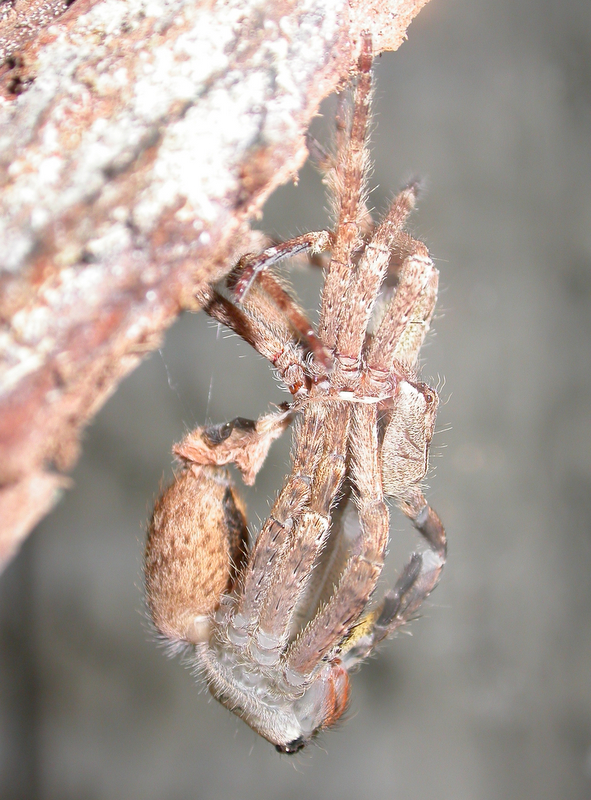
3, 260, 128, 383
0, 332, 45, 393
84, 223, 133, 261
11, 306, 55, 348
133, 69, 267, 230
0, 0, 348, 273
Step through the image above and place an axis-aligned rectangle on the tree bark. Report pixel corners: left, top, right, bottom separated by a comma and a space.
0, 0, 431, 567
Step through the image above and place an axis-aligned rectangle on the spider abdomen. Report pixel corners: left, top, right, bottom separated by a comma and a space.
145, 466, 247, 645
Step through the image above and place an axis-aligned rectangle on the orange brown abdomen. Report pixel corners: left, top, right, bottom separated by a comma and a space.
145, 466, 247, 644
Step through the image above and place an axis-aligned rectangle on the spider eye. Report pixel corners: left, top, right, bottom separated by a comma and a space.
421, 387, 437, 406
276, 737, 305, 754
203, 416, 257, 445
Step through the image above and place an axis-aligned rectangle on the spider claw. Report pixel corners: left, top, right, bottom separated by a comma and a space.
404, 177, 423, 198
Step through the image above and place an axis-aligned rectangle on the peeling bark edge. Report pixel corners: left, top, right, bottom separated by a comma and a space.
0, 0, 431, 568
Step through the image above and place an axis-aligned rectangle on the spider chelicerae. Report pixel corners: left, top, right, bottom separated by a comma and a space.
144, 34, 446, 754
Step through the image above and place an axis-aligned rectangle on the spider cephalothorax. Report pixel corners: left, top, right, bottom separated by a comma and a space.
145, 33, 446, 753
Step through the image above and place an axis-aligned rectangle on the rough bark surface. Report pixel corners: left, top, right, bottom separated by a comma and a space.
0, 0, 430, 567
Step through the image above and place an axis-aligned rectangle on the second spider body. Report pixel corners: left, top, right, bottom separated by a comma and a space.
145, 36, 446, 753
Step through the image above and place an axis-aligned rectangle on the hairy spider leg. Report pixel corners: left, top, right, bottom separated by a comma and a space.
365, 232, 439, 381
318, 32, 373, 356
268, 37, 379, 678
283, 403, 387, 678
201, 285, 311, 398
228, 233, 334, 369
226, 402, 328, 640
278, 64, 421, 679
271, 35, 384, 679
229, 231, 333, 301
246, 401, 351, 665
331, 184, 422, 390
339, 488, 446, 670
361, 187, 444, 542
284, 187, 444, 680
336, 204, 446, 666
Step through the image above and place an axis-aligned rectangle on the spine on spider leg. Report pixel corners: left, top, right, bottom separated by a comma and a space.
144, 465, 247, 647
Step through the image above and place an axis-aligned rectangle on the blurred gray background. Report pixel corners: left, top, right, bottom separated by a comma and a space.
3, 0, 591, 797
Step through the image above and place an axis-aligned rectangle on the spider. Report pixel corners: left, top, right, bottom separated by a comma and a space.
144, 34, 446, 754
